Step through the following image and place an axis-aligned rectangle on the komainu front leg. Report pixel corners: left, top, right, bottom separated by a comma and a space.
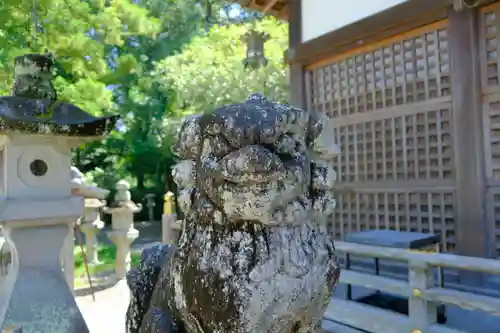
138, 308, 174, 333
126, 243, 175, 333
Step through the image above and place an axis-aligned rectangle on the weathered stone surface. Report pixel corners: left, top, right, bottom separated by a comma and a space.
126, 93, 341, 333
126, 243, 175, 333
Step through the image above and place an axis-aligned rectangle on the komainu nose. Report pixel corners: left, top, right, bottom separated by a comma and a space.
219, 145, 285, 184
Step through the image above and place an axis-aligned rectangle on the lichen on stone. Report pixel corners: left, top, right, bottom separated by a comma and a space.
126, 94, 341, 333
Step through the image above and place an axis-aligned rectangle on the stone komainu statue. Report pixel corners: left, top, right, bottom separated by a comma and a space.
126, 94, 341, 333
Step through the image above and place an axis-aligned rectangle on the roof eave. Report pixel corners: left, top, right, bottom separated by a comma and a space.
232, 0, 289, 20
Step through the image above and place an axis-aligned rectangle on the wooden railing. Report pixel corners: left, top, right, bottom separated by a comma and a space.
324, 241, 500, 333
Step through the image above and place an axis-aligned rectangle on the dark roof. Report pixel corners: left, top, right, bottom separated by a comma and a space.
0, 96, 118, 137
0, 53, 118, 138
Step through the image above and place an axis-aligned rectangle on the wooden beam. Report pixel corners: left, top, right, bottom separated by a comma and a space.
229, 0, 289, 20
304, 20, 447, 70
237, 0, 251, 6
288, 0, 496, 67
262, 0, 279, 14
288, 0, 304, 109
278, 3, 289, 17
448, 6, 489, 257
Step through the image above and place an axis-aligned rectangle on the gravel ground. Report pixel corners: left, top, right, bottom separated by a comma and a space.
76, 222, 161, 333
76, 280, 130, 333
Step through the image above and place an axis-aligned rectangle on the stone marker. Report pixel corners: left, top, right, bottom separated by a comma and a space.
104, 180, 142, 280
126, 94, 341, 333
60, 167, 110, 291
0, 54, 118, 332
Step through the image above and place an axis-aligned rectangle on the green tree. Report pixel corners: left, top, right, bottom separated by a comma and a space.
104, 0, 258, 190
107, 0, 215, 189
0, 0, 160, 115
155, 16, 289, 115
0, 0, 288, 200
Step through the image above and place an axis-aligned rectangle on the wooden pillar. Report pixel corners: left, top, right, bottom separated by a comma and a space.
448, 7, 489, 257
288, 0, 305, 109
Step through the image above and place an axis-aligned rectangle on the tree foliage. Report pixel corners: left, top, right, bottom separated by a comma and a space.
0, 0, 289, 208
0, 0, 160, 115
156, 17, 289, 115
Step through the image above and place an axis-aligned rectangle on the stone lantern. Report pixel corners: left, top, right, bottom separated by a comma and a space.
145, 193, 156, 222
71, 167, 109, 265
0, 54, 118, 332
103, 180, 142, 280
79, 198, 106, 264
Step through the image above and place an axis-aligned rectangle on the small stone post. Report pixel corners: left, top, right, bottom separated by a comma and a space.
104, 180, 142, 280
80, 198, 106, 265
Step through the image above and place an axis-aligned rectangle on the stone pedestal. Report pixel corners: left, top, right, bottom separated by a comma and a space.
80, 199, 106, 265
1, 221, 88, 333
161, 213, 178, 245
107, 229, 139, 279
61, 226, 75, 294
161, 191, 178, 244
104, 180, 142, 281
0, 233, 13, 326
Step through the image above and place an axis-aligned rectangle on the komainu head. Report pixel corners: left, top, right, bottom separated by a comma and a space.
172, 93, 339, 228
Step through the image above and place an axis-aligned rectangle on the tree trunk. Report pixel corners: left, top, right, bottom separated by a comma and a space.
137, 171, 145, 189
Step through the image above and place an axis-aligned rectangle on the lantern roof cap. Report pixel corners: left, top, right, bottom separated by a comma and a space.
84, 198, 106, 208
0, 96, 118, 137
0, 53, 118, 138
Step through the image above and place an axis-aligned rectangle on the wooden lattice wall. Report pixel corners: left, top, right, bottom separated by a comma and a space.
480, 3, 500, 257
305, 21, 458, 252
